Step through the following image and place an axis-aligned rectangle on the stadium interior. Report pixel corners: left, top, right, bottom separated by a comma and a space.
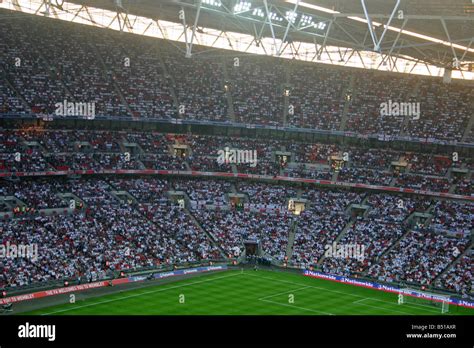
0, 0, 473, 319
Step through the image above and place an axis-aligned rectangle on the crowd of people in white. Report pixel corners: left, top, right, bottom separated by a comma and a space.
0, 8, 472, 299
1, 177, 471, 296
1, 10, 473, 142
368, 230, 470, 289
0, 128, 471, 195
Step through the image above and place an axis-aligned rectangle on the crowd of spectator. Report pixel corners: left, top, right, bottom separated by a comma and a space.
0, 128, 472, 196
432, 200, 473, 234
0, 9, 472, 296
345, 71, 417, 137
395, 174, 452, 192
228, 55, 285, 125
0, 179, 68, 209
292, 210, 348, 267
284, 164, 333, 180
405, 153, 451, 176
288, 64, 348, 130
139, 204, 221, 261
173, 179, 231, 205
195, 209, 294, 261
1, 9, 472, 142
337, 167, 393, 185
108, 178, 170, 203
368, 230, 470, 286
238, 182, 298, 207
0, 176, 471, 294
320, 220, 406, 276
436, 254, 472, 295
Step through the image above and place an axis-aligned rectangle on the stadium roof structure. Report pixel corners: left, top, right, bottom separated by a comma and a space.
1, 0, 473, 79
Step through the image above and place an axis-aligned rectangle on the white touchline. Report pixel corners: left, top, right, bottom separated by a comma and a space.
41, 272, 243, 315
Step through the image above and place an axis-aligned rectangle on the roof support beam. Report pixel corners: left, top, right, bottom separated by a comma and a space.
360, 0, 379, 51
333, 21, 362, 47
317, 19, 333, 59
277, 0, 300, 56
180, 6, 190, 56
440, 18, 459, 68
361, 0, 400, 52
186, 0, 202, 57
381, 18, 408, 66
263, 0, 278, 54
459, 38, 474, 62
333, 14, 474, 21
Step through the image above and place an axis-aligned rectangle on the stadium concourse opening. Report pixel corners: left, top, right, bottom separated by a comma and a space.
0, 0, 473, 346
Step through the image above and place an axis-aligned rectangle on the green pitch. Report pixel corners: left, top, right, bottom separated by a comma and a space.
23, 270, 474, 315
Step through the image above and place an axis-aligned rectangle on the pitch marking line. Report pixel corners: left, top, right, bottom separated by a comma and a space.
394, 300, 443, 313
260, 298, 335, 315
352, 297, 371, 305
258, 286, 335, 315
41, 272, 244, 315
352, 297, 440, 314
258, 286, 312, 301
351, 298, 415, 315
245, 272, 363, 299
244, 272, 439, 315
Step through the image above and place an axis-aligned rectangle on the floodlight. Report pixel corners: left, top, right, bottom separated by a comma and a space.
252, 8, 264, 18
233, 1, 252, 13
285, 10, 297, 24
202, 0, 222, 7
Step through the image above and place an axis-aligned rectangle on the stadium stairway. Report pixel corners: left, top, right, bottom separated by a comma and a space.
0, 196, 25, 220
0, 194, 25, 210
221, 56, 236, 121
317, 219, 355, 266
388, 176, 398, 186
109, 190, 138, 205
448, 182, 457, 194
338, 74, 355, 132
185, 209, 228, 259
363, 227, 412, 277
24, 139, 48, 156
57, 192, 86, 208
115, 187, 228, 259
365, 199, 434, 274
432, 241, 473, 285
0, 75, 32, 113
92, 41, 134, 117
286, 188, 303, 261
35, 46, 76, 103
107, 179, 141, 203
360, 194, 370, 207
461, 99, 474, 142
285, 220, 298, 261
120, 143, 147, 170
153, 43, 180, 115
421, 201, 437, 227
282, 62, 291, 126
285, 187, 304, 260
183, 160, 192, 171
53, 75, 75, 104
400, 79, 423, 136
